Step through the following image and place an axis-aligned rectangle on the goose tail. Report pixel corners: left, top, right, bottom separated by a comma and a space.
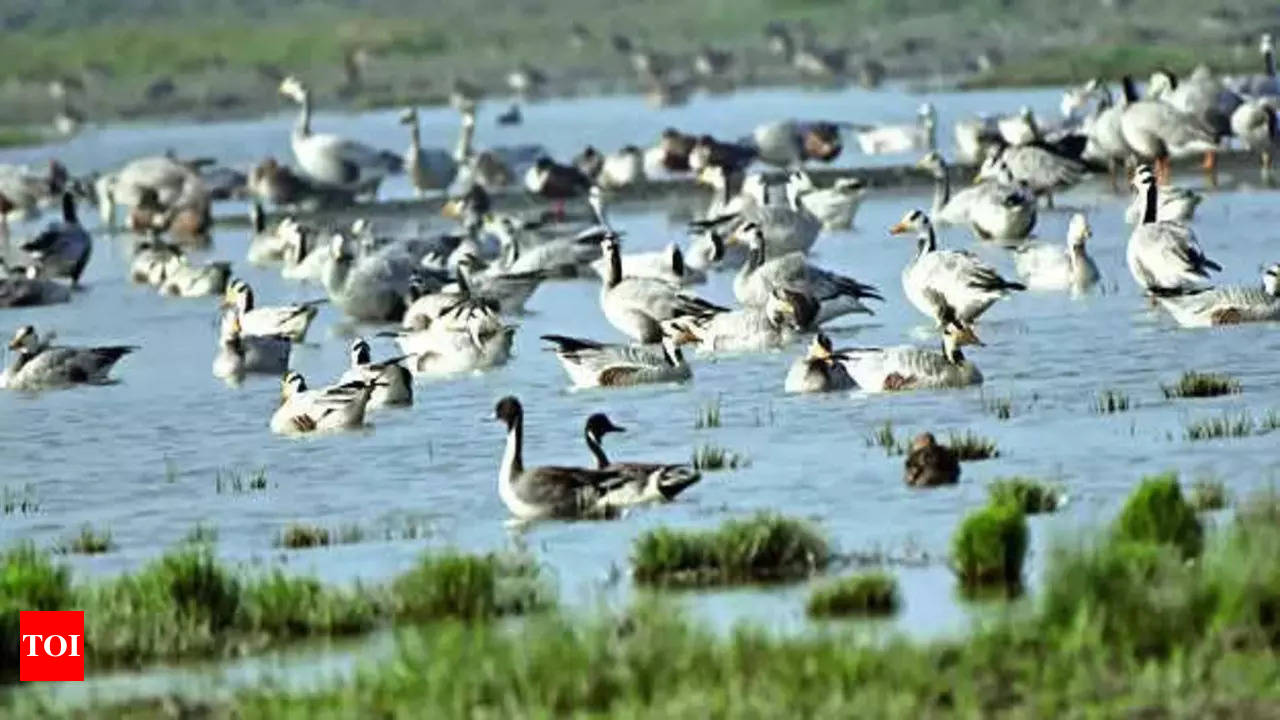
655, 466, 701, 500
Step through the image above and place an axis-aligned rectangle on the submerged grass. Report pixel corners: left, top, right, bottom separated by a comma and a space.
1161, 371, 1242, 399
981, 394, 1013, 420
1092, 389, 1132, 414
693, 396, 722, 429
273, 523, 366, 549
806, 571, 899, 618
691, 444, 750, 471
1, 483, 39, 515
946, 431, 1000, 461
1185, 411, 1258, 441
54, 525, 114, 555
987, 477, 1064, 514
864, 421, 905, 456
215, 467, 269, 494
632, 513, 830, 587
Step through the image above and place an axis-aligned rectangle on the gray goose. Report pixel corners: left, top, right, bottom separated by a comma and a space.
3, 325, 135, 390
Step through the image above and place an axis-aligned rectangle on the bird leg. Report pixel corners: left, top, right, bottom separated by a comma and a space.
1263, 150, 1274, 186
1155, 156, 1171, 186
1108, 158, 1120, 194
1202, 150, 1217, 188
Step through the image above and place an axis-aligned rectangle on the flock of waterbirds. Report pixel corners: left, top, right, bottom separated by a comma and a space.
2, 33, 1279, 522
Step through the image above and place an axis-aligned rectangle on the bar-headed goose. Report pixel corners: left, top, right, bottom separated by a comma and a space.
1229, 98, 1278, 182
589, 241, 704, 287
734, 221, 881, 325
486, 215, 600, 280
246, 202, 292, 265
270, 371, 374, 436
212, 310, 292, 383
784, 332, 857, 393
597, 230, 727, 343
1126, 166, 1220, 294
892, 209, 1025, 325
158, 255, 232, 299
1119, 74, 1218, 185
3, 325, 136, 391
1122, 180, 1201, 224
582, 413, 701, 503
400, 107, 458, 196
841, 309, 984, 392
702, 173, 822, 258
917, 151, 1036, 241
976, 143, 1083, 207
1153, 264, 1280, 328
1146, 67, 1239, 157
541, 332, 692, 388
669, 286, 813, 354
338, 337, 412, 408
751, 119, 845, 167
395, 310, 516, 376
854, 103, 937, 156
788, 170, 866, 230
1013, 213, 1100, 293
279, 76, 400, 195
223, 278, 324, 342
20, 193, 90, 287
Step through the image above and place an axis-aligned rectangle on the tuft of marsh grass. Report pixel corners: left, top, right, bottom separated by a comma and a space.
55, 525, 115, 555
1112, 473, 1202, 559
391, 552, 550, 621
691, 444, 750, 471
946, 431, 1000, 461
1184, 411, 1256, 441
987, 477, 1064, 515
1187, 478, 1229, 512
982, 394, 1013, 420
216, 467, 269, 494
806, 571, 899, 618
632, 513, 830, 586
2, 483, 39, 515
0, 544, 72, 677
274, 523, 367, 549
1161, 371, 1241, 399
693, 396, 722, 429
183, 523, 219, 545
1092, 389, 1132, 414
864, 420, 905, 456
950, 502, 1027, 591
1259, 410, 1280, 433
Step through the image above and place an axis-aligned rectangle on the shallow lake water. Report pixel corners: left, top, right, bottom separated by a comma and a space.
3, 82, 1280, 703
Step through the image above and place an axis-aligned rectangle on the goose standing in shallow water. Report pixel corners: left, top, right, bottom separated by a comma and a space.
1229, 98, 1279, 182
3, 325, 136, 390
1126, 166, 1220, 294
1013, 213, 1100, 293
892, 209, 1025, 325
784, 333, 857, 393
212, 311, 292, 384
279, 76, 400, 195
1153, 264, 1280, 328
400, 107, 459, 196
270, 371, 374, 436
917, 152, 1035, 241
841, 314, 984, 392
541, 333, 692, 388
1119, 75, 1218, 185
20, 193, 90, 287
582, 413, 701, 503
338, 338, 412, 408
223, 278, 324, 342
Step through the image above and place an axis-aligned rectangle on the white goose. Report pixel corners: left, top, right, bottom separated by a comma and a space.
1126, 166, 1220, 294
279, 76, 400, 194
3, 326, 135, 391
1154, 264, 1280, 327
541, 333, 692, 388
892, 209, 1025, 325
1013, 213, 1100, 293
854, 103, 937, 155
246, 202, 293, 266
1119, 74, 1218, 185
270, 371, 374, 436
394, 311, 516, 376
917, 151, 1036, 241
338, 338, 413, 408
840, 317, 984, 392
581, 413, 701, 504
783, 332, 857, 393
1229, 98, 1278, 181
223, 278, 324, 342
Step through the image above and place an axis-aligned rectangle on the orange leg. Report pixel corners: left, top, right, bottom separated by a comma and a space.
1202, 150, 1218, 188
1155, 156, 1171, 186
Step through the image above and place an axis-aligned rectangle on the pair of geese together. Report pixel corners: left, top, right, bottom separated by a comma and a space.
267, 344, 414, 436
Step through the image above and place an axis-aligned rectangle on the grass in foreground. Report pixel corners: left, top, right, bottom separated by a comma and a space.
1161, 371, 1242, 399
950, 501, 1027, 592
632, 513, 830, 587
987, 477, 1064, 514
946, 431, 1000, 461
1187, 478, 1229, 512
806, 571, 899, 618
691, 444, 750, 471
1111, 472, 1202, 559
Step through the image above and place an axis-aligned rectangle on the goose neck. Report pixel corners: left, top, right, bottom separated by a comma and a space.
295, 91, 312, 137
931, 162, 951, 214
1266, 47, 1276, 78
916, 226, 936, 258
584, 430, 609, 469
503, 413, 525, 477
605, 243, 623, 289
1141, 182, 1158, 225
454, 119, 475, 164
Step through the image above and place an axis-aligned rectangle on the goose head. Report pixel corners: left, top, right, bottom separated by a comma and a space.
328, 233, 350, 261
766, 287, 816, 330
808, 332, 835, 361
943, 318, 983, 349
1131, 164, 1156, 191
222, 278, 253, 312
584, 413, 625, 444
1261, 33, 1274, 57
1263, 263, 1280, 296
1067, 213, 1092, 251
350, 338, 372, 367
493, 395, 523, 430
8, 325, 37, 351
278, 76, 308, 103
1147, 69, 1178, 98
734, 220, 766, 250
918, 102, 937, 126
398, 107, 418, 125
915, 150, 946, 176
889, 208, 932, 237
280, 370, 307, 400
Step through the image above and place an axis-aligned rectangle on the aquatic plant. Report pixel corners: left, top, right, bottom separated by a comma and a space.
1092, 389, 1132, 414
1187, 478, 1229, 512
1112, 473, 1202, 559
806, 571, 899, 618
987, 477, 1064, 514
391, 552, 550, 621
1, 484, 38, 515
55, 525, 115, 555
1259, 410, 1280, 433
982, 394, 1013, 420
1161, 371, 1241, 399
215, 467, 269, 494
864, 420, 905, 456
274, 522, 367, 549
691, 444, 750, 471
950, 502, 1027, 591
693, 396, 722, 429
182, 522, 219, 545
1184, 411, 1256, 441
946, 431, 1000, 461
0, 543, 72, 679
632, 513, 830, 586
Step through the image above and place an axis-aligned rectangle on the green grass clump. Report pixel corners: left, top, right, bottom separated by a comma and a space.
1185, 411, 1256, 441
691, 444, 749, 471
276, 524, 331, 549
391, 552, 549, 621
1187, 478, 1229, 512
950, 502, 1027, 591
632, 513, 830, 586
0, 544, 73, 679
864, 420, 904, 456
946, 431, 1000, 461
1161, 371, 1241, 399
987, 478, 1064, 514
693, 396, 722, 429
1112, 473, 1203, 559
1092, 389, 1132, 414
56, 525, 115, 555
806, 571, 899, 618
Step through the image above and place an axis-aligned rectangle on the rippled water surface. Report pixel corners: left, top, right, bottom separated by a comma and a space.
4, 83, 1280, 701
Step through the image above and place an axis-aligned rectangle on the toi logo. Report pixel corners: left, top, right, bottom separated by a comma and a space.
19, 611, 84, 681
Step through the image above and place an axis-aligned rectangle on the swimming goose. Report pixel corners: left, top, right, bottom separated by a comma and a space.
246, 202, 292, 265
977, 144, 1084, 207
681, 229, 729, 275
281, 226, 334, 284
212, 311, 292, 383
1229, 98, 1278, 181
1122, 181, 1201, 224
1153, 264, 1280, 327
892, 209, 1025, 325
783, 332, 857, 393
524, 156, 592, 200
94, 155, 202, 227
589, 241, 704, 286
451, 253, 547, 314
486, 215, 600, 280
1119, 74, 1218, 185
270, 371, 373, 436
1126, 166, 1220, 294
581, 413, 701, 503
1013, 213, 1100, 293
1146, 68, 1239, 154
492, 396, 634, 520
395, 311, 516, 376
324, 239, 419, 322
642, 128, 697, 177
338, 338, 412, 408
840, 316, 984, 392
733, 221, 881, 325
541, 333, 692, 388
751, 119, 845, 167
917, 151, 1036, 241
0, 263, 71, 307
698, 174, 822, 259
400, 107, 458, 196
903, 433, 960, 487
669, 286, 812, 354
854, 103, 937, 156
157, 255, 232, 298
279, 76, 400, 195
223, 278, 324, 342
788, 170, 866, 230
3, 325, 135, 390
20, 193, 90, 287
597, 232, 728, 343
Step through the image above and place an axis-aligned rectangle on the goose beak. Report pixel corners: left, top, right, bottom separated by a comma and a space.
441, 199, 464, 219
958, 325, 984, 346
888, 222, 910, 235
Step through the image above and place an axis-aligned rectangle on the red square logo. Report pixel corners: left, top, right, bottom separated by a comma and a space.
19, 611, 84, 681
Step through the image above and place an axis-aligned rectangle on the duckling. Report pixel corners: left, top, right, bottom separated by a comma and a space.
903, 433, 960, 487
784, 332, 856, 393
3, 325, 136, 391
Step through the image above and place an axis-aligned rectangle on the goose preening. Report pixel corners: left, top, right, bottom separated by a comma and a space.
892, 209, 1025, 325
904, 433, 960, 487
270, 371, 374, 436
1012, 213, 1100, 293
212, 311, 292, 383
853, 103, 937, 156
751, 119, 844, 167
1126, 167, 1220, 294
279, 76, 401, 195
1153, 264, 1280, 328
784, 332, 857, 393
223, 278, 324, 342
733, 221, 881, 325
977, 143, 1084, 207
3, 325, 135, 391
323, 238, 419, 322
0, 263, 71, 307
338, 337, 412, 408
597, 232, 728, 343
1118, 75, 1218, 185
447, 253, 547, 315
582, 413, 701, 502
485, 215, 600, 281
917, 151, 1036, 241
400, 107, 458, 196
1229, 98, 1278, 181
19, 193, 90, 287
840, 316, 984, 393
127, 186, 213, 245
541, 333, 692, 388
668, 286, 813, 354
789, 171, 866, 230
